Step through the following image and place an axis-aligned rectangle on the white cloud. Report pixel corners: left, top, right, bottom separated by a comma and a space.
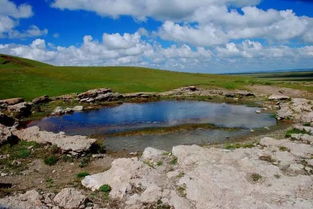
52, 0, 313, 46
0, 0, 47, 39
0, 0, 32, 18
158, 6, 313, 46
7, 25, 48, 39
52, 0, 260, 21
0, 31, 312, 73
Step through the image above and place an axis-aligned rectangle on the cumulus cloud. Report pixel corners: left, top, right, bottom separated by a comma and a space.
158, 6, 313, 46
52, 0, 261, 20
0, 31, 313, 73
7, 25, 48, 39
52, 0, 313, 46
0, 0, 47, 39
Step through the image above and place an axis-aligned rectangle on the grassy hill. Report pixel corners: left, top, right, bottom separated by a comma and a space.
0, 54, 311, 100
0, 54, 259, 100
0, 54, 51, 69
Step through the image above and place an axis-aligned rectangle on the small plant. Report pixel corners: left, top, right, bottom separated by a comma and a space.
76, 172, 90, 178
285, 128, 308, 138
177, 172, 185, 178
79, 156, 91, 168
50, 145, 60, 154
44, 156, 58, 166
45, 178, 54, 188
250, 173, 262, 182
279, 146, 290, 152
169, 156, 178, 165
143, 160, 155, 168
303, 122, 311, 127
176, 185, 186, 197
156, 161, 163, 166
99, 184, 112, 193
156, 199, 171, 209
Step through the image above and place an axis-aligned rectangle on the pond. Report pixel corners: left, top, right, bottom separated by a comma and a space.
28, 100, 276, 151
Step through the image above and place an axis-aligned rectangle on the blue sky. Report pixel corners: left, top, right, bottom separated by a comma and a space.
1, 0, 313, 73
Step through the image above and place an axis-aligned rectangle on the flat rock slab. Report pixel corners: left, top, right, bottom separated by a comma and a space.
0, 188, 88, 209
0, 98, 24, 105
268, 94, 290, 100
13, 126, 96, 153
82, 138, 313, 209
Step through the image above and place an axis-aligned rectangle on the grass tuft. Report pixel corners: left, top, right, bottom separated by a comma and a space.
224, 143, 255, 150
44, 156, 58, 166
99, 184, 112, 193
285, 128, 308, 138
76, 172, 90, 178
250, 173, 262, 182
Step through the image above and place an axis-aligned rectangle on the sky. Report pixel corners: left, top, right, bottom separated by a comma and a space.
1, 0, 313, 73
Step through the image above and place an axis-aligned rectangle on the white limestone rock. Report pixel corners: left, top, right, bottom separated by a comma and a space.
13, 126, 96, 153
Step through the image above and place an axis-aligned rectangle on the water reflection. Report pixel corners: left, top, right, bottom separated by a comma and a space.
29, 100, 276, 137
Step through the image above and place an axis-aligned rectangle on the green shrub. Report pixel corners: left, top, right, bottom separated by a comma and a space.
285, 128, 308, 137
156, 161, 163, 166
76, 172, 90, 178
99, 184, 112, 193
16, 149, 31, 158
44, 156, 58, 166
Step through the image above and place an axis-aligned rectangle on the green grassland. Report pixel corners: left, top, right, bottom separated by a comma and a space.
242, 71, 313, 92
0, 54, 312, 100
244, 71, 313, 81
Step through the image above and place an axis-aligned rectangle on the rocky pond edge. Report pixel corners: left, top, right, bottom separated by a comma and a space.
0, 86, 313, 208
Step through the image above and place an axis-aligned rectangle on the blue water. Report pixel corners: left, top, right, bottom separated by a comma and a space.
29, 100, 276, 138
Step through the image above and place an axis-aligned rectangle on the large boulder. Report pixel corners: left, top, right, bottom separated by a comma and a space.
0, 189, 88, 209
95, 92, 123, 101
268, 94, 290, 100
0, 112, 15, 126
51, 106, 83, 116
78, 88, 112, 99
277, 98, 313, 123
53, 188, 87, 209
78, 88, 125, 103
7, 102, 32, 118
225, 90, 255, 98
0, 124, 17, 145
32, 95, 50, 105
0, 190, 47, 209
13, 126, 97, 154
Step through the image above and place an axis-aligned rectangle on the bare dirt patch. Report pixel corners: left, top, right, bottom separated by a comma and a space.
248, 85, 313, 99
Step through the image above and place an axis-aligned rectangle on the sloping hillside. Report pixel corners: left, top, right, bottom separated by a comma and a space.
0, 54, 52, 69
0, 54, 257, 100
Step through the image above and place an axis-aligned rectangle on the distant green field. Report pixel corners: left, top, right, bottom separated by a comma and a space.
245, 71, 313, 81
0, 54, 312, 100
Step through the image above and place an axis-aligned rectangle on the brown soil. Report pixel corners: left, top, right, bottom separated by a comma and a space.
248, 85, 313, 99
0, 156, 113, 197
